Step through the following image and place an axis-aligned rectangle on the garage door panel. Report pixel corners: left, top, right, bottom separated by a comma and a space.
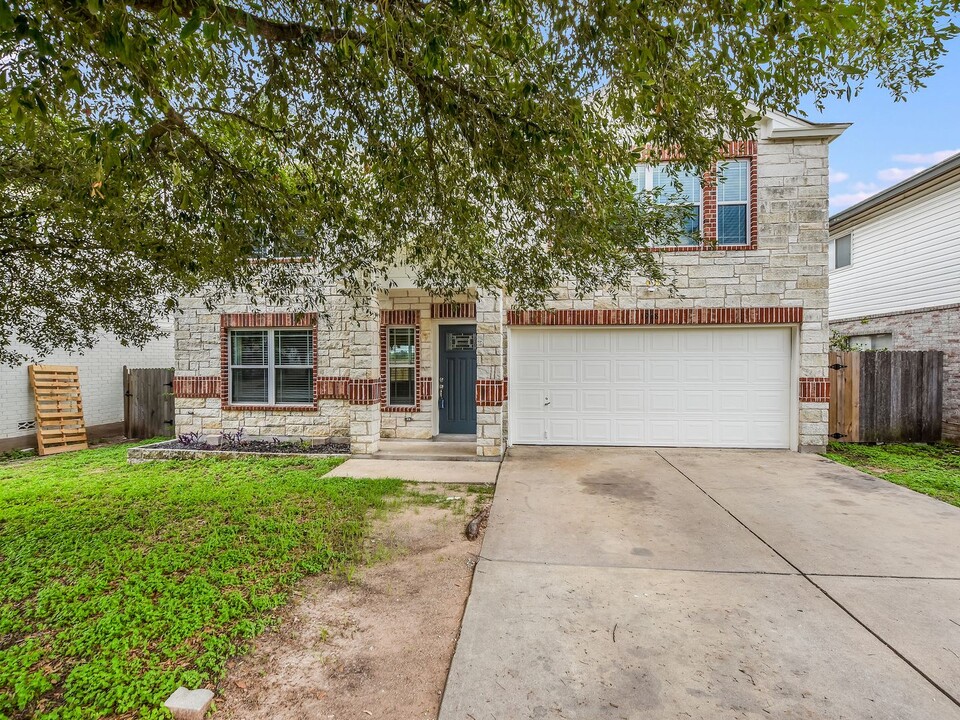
550, 389, 578, 412
615, 390, 644, 413
649, 390, 680, 413
548, 333, 577, 354
717, 360, 749, 382
581, 390, 612, 413
582, 418, 613, 443
582, 360, 611, 383
614, 420, 644, 443
511, 327, 792, 448
682, 391, 713, 413
547, 418, 577, 443
615, 361, 644, 382
515, 360, 545, 383
515, 389, 547, 412
547, 360, 577, 383
514, 417, 546, 443
650, 360, 680, 382
681, 359, 713, 383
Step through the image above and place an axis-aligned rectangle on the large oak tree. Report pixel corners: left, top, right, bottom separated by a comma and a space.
1, 0, 957, 363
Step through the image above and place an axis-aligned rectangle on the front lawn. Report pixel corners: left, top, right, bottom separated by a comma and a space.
826, 442, 960, 507
0, 443, 403, 719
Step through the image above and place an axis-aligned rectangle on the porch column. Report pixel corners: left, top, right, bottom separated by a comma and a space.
348, 295, 381, 454
475, 289, 507, 457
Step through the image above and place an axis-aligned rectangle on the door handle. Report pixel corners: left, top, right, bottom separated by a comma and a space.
544, 397, 551, 406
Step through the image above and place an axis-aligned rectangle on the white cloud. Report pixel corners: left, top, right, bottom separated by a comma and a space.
891, 149, 960, 165
876, 166, 926, 182
829, 170, 849, 184
831, 181, 881, 211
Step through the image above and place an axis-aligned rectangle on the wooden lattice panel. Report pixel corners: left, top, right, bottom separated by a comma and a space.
28, 365, 88, 456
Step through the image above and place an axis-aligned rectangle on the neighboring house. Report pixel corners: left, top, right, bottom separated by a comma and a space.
173, 111, 847, 456
829, 152, 960, 441
0, 332, 175, 452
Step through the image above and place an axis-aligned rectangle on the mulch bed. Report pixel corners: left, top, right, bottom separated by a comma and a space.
163, 439, 351, 455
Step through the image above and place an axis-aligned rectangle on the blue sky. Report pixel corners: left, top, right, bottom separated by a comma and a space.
800, 37, 960, 215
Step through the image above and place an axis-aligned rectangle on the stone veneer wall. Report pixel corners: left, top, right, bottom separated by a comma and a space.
500, 136, 831, 451
173, 135, 831, 454
173, 292, 354, 443
831, 304, 960, 441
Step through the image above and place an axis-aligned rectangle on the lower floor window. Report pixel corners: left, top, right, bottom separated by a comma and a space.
229, 329, 314, 405
387, 327, 416, 406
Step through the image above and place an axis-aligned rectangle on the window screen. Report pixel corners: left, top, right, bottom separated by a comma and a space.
832, 235, 852, 269
229, 328, 313, 405
717, 160, 749, 245
387, 327, 416, 406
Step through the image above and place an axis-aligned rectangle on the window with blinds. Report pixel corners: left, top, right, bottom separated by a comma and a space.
387, 327, 416, 406
716, 160, 750, 245
229, 329, 314, 405
632, 163, 703, 246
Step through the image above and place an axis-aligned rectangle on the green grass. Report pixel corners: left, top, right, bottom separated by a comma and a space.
0, 443, 405, 719
826, 442, 960, 507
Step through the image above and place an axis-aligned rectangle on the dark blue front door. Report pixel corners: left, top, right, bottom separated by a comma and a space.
439, 325, 477, 434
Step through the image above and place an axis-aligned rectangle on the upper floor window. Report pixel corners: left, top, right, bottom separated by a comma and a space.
229, 329, 314, 405
830, 234, 852, 270
633, 163, 702, 246
717, 160, 750, 246
387, 327, 416, 406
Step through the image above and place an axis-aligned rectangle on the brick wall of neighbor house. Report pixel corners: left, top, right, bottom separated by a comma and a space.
0, 333, 175, 451
173, 135, 832, 454
831, 304, 960, 441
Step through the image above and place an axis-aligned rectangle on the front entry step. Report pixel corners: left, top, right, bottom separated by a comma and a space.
363, 439, 496, 462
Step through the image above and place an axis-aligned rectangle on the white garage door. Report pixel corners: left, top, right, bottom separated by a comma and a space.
510, 327, 793, 448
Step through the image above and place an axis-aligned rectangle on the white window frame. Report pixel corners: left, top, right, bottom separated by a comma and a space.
386, 326, 417, 407
716, 159, 751, 246
830, 233, 853, 271
228, 328, 314, 406
634, 163, 703, 245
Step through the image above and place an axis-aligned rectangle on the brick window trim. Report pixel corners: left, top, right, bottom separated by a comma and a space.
476, 379, 508, 407
431, 302, 477, 319
380, 310, 422, 413
220, 313, 319, 411
650, 140, 759, 252
799, 377, 830, 403
507, 307, 804, 327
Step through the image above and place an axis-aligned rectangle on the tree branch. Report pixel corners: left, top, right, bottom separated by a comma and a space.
128, 0, 367, 45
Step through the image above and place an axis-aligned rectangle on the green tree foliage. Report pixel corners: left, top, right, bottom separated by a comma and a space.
1, 0, 957, 363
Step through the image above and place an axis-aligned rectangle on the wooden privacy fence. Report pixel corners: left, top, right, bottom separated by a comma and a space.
123, 367, 175, 439
829, 350, 943, 443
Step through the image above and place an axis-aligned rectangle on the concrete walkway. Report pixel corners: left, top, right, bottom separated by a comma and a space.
439, 447, 960, 720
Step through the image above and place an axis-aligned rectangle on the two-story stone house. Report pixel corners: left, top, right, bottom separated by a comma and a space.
172, 110, 847, 457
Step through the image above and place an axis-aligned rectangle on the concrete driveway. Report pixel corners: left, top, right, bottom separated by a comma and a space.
439, 447, 960, 720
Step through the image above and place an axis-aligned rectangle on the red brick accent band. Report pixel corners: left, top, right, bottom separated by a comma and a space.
173, 376, 221, 398
431, 302, 477, 319
380, 310, 422, 412
418, 376, 433, 401
380, 309, 420, 326
316, 376, 350, 400
220, 312, 316, 328
506, 307, 803, 327
476, 379, 508, 407
348, 378, 380, 405
799, 377, 830, 403
220, 312, 319, 410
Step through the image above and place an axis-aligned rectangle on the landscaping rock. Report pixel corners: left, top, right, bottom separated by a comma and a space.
164, 687, 214, 720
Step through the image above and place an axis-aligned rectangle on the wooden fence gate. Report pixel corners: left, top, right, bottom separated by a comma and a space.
123, 367, 175, 439
829, 350, 943, 443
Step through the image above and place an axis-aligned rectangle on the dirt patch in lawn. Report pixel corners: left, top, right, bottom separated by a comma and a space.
213, 487, 488, 720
